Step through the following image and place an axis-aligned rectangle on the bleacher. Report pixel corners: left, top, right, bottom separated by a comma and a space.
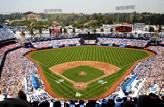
0, 26, 20, 72
0, 25, 16, 42
98, 38, 149, 48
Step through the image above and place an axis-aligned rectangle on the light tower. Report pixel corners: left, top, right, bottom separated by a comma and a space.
20, 30, 25, 46
115, 5, 135, 24
155, 25, 159, 46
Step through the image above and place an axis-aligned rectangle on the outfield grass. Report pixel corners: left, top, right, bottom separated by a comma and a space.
30, 46, 149, 99
62, 65, 104, 82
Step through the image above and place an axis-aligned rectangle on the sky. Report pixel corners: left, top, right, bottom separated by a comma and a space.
0, 0, 164, 14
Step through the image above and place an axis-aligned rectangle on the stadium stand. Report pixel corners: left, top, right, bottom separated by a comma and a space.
0, 27, 163, 106
31, 38, 80, 49
98, 38, 149, 48
0, 25, 20, 70
0, 43, 21, 67
0, 45, 163, 107
0, 25, 16, 41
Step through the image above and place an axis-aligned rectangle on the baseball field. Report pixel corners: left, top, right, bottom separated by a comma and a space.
28, 46, 150, 99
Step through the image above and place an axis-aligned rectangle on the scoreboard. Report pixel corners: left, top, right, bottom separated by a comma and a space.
115, 26, 132, 32
49, 28, 62, 34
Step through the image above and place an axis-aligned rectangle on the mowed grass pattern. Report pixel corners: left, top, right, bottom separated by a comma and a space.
62, 65, 104, 82
30, 46, 149, 99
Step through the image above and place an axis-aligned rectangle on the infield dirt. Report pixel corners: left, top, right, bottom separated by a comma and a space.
49, 61, 120, 89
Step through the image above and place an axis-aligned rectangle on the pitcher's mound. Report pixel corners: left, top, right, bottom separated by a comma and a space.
79, 71, 87, 76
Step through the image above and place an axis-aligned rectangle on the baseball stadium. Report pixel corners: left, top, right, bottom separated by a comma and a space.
0, 0, 164, 106
0, 24, 164, 106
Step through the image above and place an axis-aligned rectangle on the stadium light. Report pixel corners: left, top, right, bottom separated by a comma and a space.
115, 5, 135, 11
44, 9, 63, 14
115, 5, 136, 24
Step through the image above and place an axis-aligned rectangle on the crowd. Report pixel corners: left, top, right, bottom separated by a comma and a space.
135, 46, 164, 96
110, 46, 163, 100
24, 72, 44, 94
0, 43, 21, 66
0, 90, 163, 107
0, 36, 163, 106
25, 76, 33, 92
98, 38, 149, 47
0, 46, 163, 107
28, 91, 53, 103
0, 27, 16, 41
0, 48, 39, 96
31, 38, 149, 49
32, 38, 80, 49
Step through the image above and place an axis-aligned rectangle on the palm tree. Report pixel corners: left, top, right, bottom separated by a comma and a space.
39, 28, 42, 34
29, 28, 34, 41
38, 28, 42, 38
72, 28, 76, 37
93, 28, 96, 34
20, 30, 25, 46
149, 26, 155, 32
72, 28, 75, 33
63, 28, 67, 34
149, 26, 155, 39
13, 31, 16, 34
110, 28, 114, 33
100, 28, 104, 33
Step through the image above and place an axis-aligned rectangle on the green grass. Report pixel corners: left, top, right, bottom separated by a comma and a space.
29, 46, 149, 99
62, 65, 104, 82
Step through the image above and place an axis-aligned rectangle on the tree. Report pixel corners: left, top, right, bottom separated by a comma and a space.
63, 28, 67, 34
72, 28, 75, 33
93, 28, 96, 33
84, 20, 100, 28
159, 25, 162, 32
100, 28, 104, 33
38, 28, 42, 38
110, 28, 114, 32
13, 31, 16, 34
20, 30, 25, 46
39, 28, 42, 34
21, 30, 25, 36
29, 28, 34, 34
149, 26, 155, 32
30, 28, 34, 39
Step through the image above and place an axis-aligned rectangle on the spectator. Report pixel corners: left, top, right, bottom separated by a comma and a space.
18, 90, 27, 101
53, 101, 61, 107
38, 101, 49, 107
107, 99, 115, 107
0, 90, 31, 107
